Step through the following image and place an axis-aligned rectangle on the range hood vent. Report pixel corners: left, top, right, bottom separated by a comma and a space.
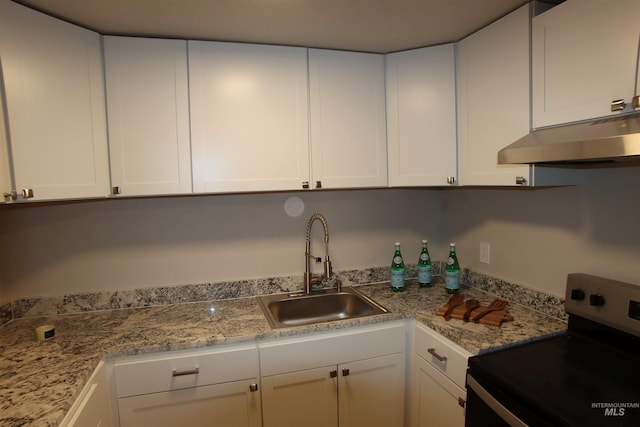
498, 112, 640, 166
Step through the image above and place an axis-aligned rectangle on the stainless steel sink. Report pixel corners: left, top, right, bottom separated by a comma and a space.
257, 287, 389, 329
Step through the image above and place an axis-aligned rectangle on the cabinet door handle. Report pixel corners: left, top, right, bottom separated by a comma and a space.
112, 186, 121, 195
446, 176, 455, 185
458, 397, 466, 408
315, 181, 322, 189
172, 367, 200, 377
342, 368, 350, 377
515, 176, 527, 185
427, 348, 448, 362
3, 191, 17, 201
249, 383, 259, 392
22, 188, 34, 199
302, 181, 310, 189
611, 99, 627, 112
329, 370, 338, 378
633, 95, 639, 110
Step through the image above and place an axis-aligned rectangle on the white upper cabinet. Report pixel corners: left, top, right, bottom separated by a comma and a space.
0, 84, 11, 200
386, 44, 458, 187
104, 36, 192, 197
458, 4, 582, 187
457, 4, 532, 186
0, 1, 109, 202
532, 0, 640, 128
188, 41, 310, 193
308, 49, 387, 189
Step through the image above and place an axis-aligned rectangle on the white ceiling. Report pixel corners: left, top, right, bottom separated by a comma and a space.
15, 0, 532, 53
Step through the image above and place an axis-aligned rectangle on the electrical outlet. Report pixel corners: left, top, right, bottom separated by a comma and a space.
480, 242, 491, 264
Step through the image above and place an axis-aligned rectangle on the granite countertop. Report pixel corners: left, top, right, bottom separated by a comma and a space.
0, 281, 567, 427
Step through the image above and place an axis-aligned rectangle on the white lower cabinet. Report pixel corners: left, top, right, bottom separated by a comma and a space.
118, 379, 261, 427
59, 361, 113, 427
410, 322, 471, 427
112, 343, 261, 427
94, 320, 476, 427
259, 322, 407, 427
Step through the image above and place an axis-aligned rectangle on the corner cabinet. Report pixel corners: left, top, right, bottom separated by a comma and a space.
259, 322, 406, 427
308, 49, 388, 189
112, 343, 262, 427
411, 322, 470, 427
103, 36, 192, 197
386, 44, 458, 187
457, 4, 580, 187
0, 1, 109, 202
188, 41, 310, 193
532, 0, 640, 128
59, 361, 113, 427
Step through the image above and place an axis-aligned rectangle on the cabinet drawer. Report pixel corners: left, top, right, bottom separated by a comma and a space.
114, 344, 258, 398
413, 323, 470, 389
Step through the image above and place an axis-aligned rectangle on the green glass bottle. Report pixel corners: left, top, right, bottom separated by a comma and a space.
417, 240, 432, 288
390, 242, 405, 292
445, 243, 460, 294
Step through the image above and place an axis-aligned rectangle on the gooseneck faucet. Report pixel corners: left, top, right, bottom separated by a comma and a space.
304, 213, 333, 294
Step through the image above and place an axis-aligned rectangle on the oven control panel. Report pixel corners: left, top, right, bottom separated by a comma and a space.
565, 273, 640, 338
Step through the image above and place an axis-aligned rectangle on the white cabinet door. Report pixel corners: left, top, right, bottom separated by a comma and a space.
0, 84, 11, 199
532, 0, 640, 128
411, 354, 465, 427
338, 353, 405, 427
386, 44, 457, 187
189, 41, 310, 193
457, 5, 533, 186
104, 36, 192, 196
309, 49, 387, 189
119, 378, 262, 427
262, 365, 338, 427
0, 1, 109, 201
458, 4, 582, 187
60, 362, 113, 427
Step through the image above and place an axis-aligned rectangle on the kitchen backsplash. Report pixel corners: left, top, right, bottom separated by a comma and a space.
0, 262, 567, 327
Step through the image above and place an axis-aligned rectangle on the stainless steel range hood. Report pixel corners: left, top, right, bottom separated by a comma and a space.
498, 112, 640, 166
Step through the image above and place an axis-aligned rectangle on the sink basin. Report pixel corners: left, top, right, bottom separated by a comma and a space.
257, 287, 389, 329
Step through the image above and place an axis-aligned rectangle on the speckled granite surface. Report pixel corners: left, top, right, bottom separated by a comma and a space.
9, 265, 403, 319
0, 276, 567, 427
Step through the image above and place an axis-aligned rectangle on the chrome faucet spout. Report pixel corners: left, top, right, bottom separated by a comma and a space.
304, 213, 333, 293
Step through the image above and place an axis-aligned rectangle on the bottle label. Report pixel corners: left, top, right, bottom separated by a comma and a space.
447, 256, 455, 265
420, 253, 430, 262
445, 271, 459, 290
393, 256, 403, 264
391, 270, 405, 288
418, 266, 431, 284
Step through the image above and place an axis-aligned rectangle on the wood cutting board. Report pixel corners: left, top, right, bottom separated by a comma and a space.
436, 298, 513, 327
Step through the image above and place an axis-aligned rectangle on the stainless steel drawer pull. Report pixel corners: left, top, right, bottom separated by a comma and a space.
427, 347, 448, 362
249, 383, 259, 392
172, 367, 200, 377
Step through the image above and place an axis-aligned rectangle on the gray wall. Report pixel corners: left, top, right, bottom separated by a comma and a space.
0, 189, 444, 299
444, 167, 640, 296
1, 167, 639, 300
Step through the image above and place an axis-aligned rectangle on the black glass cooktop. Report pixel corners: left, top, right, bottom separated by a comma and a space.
468, 330, 640, 427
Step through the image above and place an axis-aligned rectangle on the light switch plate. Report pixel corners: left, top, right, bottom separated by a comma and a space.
480, 242, 490, 264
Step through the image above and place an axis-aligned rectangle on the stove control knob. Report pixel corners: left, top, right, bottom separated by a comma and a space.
589, 294, 605, 307
570, 289, 585, 301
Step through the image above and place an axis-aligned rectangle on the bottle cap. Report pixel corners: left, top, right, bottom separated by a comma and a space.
450, 242, 456, 246
395, 242, 400, 246
422, 239, 427, 243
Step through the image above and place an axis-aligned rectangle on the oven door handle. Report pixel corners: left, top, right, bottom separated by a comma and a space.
467, 374, 529, 427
